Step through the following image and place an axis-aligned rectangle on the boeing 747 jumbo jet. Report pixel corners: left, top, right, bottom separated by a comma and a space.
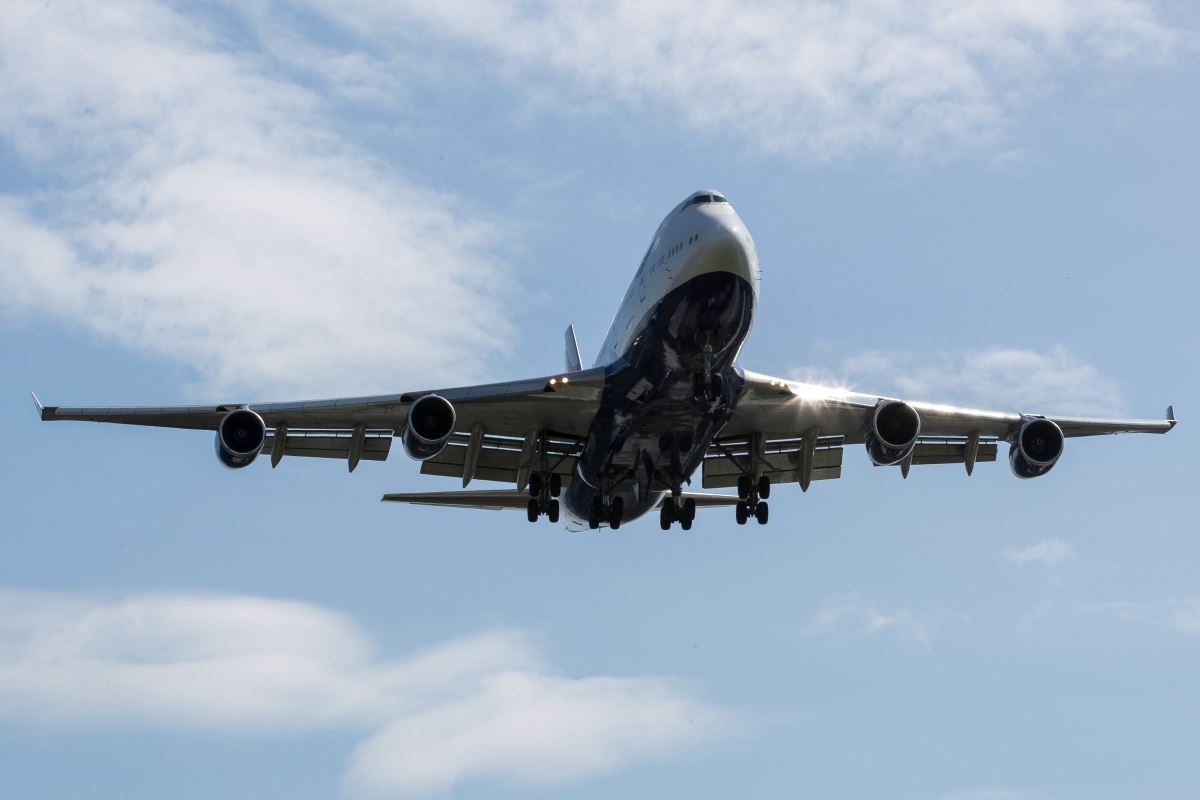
35, 191, 1177, 531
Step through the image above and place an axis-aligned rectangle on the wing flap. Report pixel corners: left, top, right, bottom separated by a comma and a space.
261, 431, 392, 462
703, 446, 843, 489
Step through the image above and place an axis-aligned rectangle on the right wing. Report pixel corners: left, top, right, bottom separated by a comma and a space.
36, 367, 606, 474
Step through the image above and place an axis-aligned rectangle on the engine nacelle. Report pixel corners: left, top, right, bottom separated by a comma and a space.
402, 394, 456, 461
1009, 417, 1064, 479
865, 400, 921, 466
215, 408, 266, 469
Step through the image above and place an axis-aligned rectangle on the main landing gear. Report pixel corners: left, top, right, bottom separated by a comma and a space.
735, 475, 771, 526
588, 495, 624, 530
526, 471, 562, 524
659, 495, 696, 531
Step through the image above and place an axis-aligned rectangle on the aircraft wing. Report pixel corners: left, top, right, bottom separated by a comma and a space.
705, 369, 1176, 488
34, 367, 605, 471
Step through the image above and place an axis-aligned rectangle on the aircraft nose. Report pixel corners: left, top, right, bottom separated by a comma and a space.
691, 208, 757, 286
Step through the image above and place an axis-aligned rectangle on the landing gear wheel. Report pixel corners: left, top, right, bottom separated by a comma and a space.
609, 497, 624, 530
755, 501, 769, 525
680, 516, 693, 531
547, 499, 560, 524
758, 476, 771, 499
735, 501, 749, 526
659, 504, 673, 531
549, 473, 562, 497
529, 473, 543, 498
683, 497, 696, 523
588, 497, 602, 530
527, 498, 540, 523
737, 476, 752, 500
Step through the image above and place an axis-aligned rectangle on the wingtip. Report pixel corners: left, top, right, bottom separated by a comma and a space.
31, 391, 47, 420
1167, 405, 1177, 427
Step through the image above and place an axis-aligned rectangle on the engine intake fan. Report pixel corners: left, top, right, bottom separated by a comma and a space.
866, 400, 921, 466
402, 394, 456, 460
1009, 417, 1064, 479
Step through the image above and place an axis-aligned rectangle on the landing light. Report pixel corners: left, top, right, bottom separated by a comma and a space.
549, 378, 557, 386
562, 376, 569, 384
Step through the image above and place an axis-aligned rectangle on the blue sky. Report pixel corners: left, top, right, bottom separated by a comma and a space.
1, 2, 1197, 798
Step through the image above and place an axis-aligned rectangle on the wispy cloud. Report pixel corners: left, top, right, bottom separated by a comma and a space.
795, 345, 1124, 416
0, 1, 513, 398
801, 593, 965, 646
303, 0, 1190, 160
0, 589, 734, 798
1088, 597, 1200, 636
1005, 539, 1079, 568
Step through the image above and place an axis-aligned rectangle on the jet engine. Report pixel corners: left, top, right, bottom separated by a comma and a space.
865, 400, 921, 466
215, 408, 266, 469
1009, 417, 1064, 479
402, 394, 456, 460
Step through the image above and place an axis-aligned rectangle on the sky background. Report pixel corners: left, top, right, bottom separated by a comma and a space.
1, 2, 1198, 798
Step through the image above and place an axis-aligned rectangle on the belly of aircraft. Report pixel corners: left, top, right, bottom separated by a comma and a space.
562, 271, 755, 528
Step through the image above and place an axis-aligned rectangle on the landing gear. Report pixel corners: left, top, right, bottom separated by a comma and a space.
588, 494, 624, 530
609, 497, 624, 530
526, 471, 562, 524
659, 495, 696, 531
734, 475, 771, 526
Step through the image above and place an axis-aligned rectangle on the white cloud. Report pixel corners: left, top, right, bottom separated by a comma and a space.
1089, 598, 1200, 636
0, 1, 513, 399
801, 593, 964, 646
797, 345, 1125, 416
0, 589, 733, 798
301, 0, 1189, 160
1004, 539, 1078, 567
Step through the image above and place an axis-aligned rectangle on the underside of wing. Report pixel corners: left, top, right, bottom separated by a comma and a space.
728, 369, 1176, 442
36, 367, 605, 473
716, 368, 1176, 484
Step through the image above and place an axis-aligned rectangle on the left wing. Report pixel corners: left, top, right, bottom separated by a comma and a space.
706, 369, 1176, 488
724, 370, 1176, 442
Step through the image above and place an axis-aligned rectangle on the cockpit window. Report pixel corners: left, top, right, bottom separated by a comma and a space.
688, 194, 728, 206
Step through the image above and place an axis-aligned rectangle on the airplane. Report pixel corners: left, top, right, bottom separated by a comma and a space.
35, 190, 1177, 531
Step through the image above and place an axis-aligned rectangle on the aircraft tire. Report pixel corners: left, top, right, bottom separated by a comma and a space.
735, 502, 748, 525
755, 502, 769, 525
610, 497, 624, 530
758, 476, 771, 499
548, 499, 560, 524
527, 498, 540, 523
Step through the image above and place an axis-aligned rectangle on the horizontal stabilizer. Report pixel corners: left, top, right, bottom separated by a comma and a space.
381, 489, 532, 511
663, 492, 742, 509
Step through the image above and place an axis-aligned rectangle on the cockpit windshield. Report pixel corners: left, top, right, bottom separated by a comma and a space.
688, 193, 728, 207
